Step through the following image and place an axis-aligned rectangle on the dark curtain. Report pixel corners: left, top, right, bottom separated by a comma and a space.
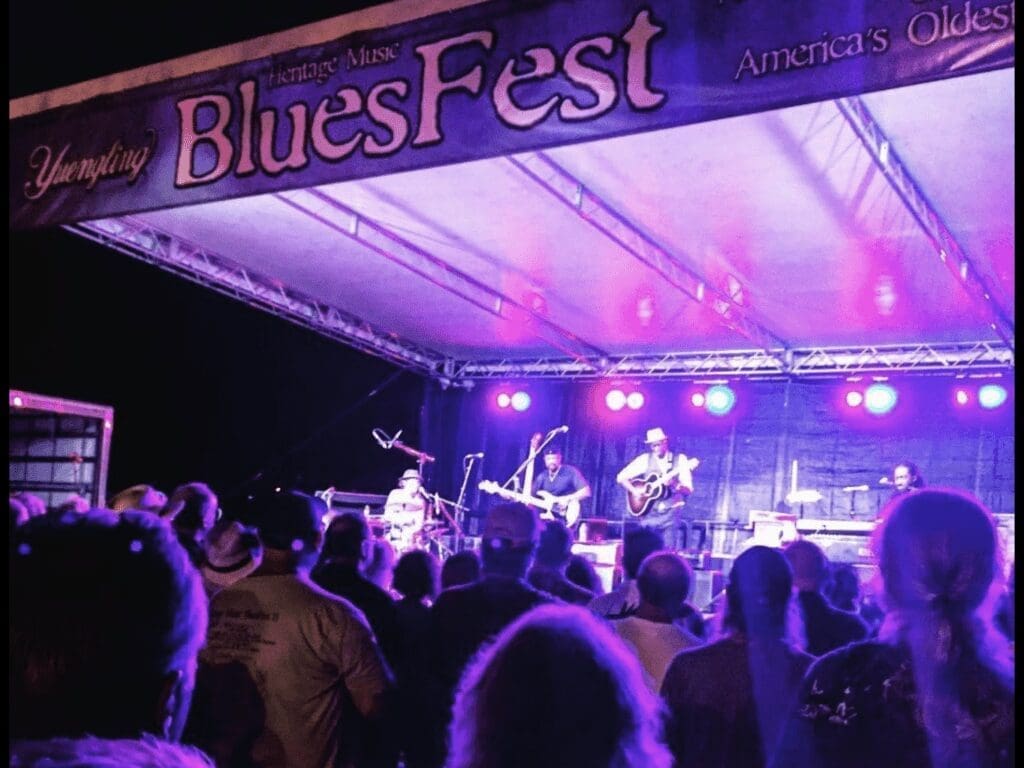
421, 378, 1014, 531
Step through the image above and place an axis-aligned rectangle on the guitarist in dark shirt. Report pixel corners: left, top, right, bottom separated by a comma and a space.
531, 445, 591, 526
617, 427, 699, 551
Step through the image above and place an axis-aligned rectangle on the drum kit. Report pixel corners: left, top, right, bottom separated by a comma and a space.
382, 518, 452, 557
363, 427, 472, 559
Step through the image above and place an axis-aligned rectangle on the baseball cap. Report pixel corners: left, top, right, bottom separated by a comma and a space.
241, 489, 324, 551
482, 503, 540, 548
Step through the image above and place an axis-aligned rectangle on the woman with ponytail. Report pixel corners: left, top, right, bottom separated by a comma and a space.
772, 488, 1014, 768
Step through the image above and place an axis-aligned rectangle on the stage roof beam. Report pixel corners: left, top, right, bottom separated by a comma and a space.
274, 188, 609, 366
507, 151, 791, 355
835, 96, 1014, 351
67, 218, 449, 376
452, 340, 1013, 380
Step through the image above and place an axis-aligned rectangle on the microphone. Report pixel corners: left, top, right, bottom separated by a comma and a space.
842, 485, 870, 493
464, 452, 485, 459
549, 425, 569, 435
879, 477, 892, 486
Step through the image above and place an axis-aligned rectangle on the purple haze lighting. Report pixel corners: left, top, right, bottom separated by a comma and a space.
845, 391, 864, 408
626, 391, 645, 410
978, 384, 1007, 409
954, 388, 970, 406
690, 392, 706, 407
496, 392, 512, 409
864, 384, 898, 415
511, 391, 532, 412
606, 389, 627, 411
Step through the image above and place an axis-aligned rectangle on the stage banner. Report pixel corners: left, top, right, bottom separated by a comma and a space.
10, 0, 1014, 229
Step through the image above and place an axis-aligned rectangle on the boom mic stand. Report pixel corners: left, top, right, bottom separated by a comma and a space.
372, 428, 436, 477
454, 456, 480, 552
502, 428, 562, 490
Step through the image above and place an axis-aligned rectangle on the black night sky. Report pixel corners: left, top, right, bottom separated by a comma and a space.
9, 1, 429, 503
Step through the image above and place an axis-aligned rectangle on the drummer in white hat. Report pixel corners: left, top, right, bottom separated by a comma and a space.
383, 468, 430, 553
615, 427, 700, 551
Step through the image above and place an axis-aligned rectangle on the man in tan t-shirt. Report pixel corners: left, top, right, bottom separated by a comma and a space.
203, 490, 393, 768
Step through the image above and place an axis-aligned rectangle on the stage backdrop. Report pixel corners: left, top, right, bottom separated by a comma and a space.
421, 377, 1014, 531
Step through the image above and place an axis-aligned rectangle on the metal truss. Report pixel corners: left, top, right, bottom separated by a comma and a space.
65, 218, 449, 377
507, 152, 791, 354
451, 341, 1013, 380
274, 188, 608, 366
835, 96, 1015, 351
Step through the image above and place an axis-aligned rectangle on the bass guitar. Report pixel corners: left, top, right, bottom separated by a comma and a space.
625, 457, 700, 518
478, 480, 582, 527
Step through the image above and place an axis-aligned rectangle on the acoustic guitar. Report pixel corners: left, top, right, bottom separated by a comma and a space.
625, 457, 700, 517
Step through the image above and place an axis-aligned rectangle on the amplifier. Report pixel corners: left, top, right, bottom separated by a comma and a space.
572, 540, 621, 594
804, 533, 874, 566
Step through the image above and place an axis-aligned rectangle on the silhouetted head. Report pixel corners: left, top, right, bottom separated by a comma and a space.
393, 549, 440, 602
622, 527, 665, 580
241, 489, 324, 569
12, 509, 207, 742
876, 488, 1000, 619
449, 605, 671, 768
566, 554, 603, 594
724, 545, 794, 639
783, 538, 828, 593
535, 520, 574, 570
480, 504, 540, 579
637, 551, 692, 615
442, 550, 482, 590
322, 511, 371, 565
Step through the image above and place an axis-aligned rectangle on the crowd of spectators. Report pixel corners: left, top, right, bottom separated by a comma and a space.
10, 481, 1014, 768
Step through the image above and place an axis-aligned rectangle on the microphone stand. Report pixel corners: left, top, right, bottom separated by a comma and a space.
502, 429, 561, 490
391, 437, 435, 471
454, 457, 479, 552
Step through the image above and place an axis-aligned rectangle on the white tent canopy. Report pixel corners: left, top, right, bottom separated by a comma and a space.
11, 0, 1014, 380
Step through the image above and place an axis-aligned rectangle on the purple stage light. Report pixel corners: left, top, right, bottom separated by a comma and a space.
496, 392, 512, 409
510, 391, 532, 412
626, 391, 645, 410
978, 384, 1007, 409
606, 389, 627, 411
954, 388, 971, 406
864, 383, 898, 415
690, 392, 706, 408
845, 391, 864, 408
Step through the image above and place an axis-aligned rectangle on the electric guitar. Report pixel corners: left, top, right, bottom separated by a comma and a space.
478, 480, 582, 527
625, 457, 700, 518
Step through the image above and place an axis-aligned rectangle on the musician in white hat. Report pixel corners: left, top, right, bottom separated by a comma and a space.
616, 427, 699, 551
383, 468, 430, 552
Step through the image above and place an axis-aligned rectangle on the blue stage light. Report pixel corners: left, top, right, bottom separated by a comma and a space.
510, 391, 532, 412
705, 385, 736, 416
864, 384, 898, 415
978, 384, 1008, 409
